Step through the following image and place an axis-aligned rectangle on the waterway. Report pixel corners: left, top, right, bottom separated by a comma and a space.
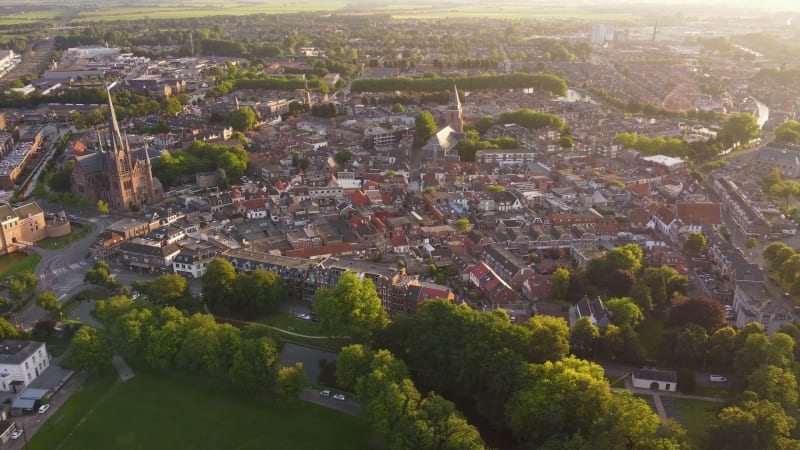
754, 98, 769, 129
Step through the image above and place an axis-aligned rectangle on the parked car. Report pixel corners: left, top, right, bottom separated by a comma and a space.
38, 404, 50, 414
709, 375, 727, 383
319, 390, 331, 397
10, 429, 23, 440
333, 394, 346, 401
296, 313, 311, 320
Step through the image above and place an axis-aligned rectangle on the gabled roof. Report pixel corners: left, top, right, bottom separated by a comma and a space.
676, 202, 722, 227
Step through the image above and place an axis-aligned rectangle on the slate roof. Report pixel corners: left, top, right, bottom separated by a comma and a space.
634, 368, 677, 383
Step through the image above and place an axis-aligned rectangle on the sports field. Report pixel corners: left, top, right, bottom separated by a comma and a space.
29, 371, 376, 450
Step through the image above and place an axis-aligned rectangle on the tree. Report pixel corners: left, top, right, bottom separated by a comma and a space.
668, 324, 708, 367
607, 269, 636, 298
570, 316, 599, 358
333, 149, 352, 166
668, 296, 727, 333
230, 269, 287, 317
606, 243, 644, 273
746, 237, 758, 250
201, 258, 236, 313
708, 399, 798, 450
313, 272, 388, 340
227, 106, 257, 131
684, 232, 707, 255
337, 344, 374, 391
524, 315, 570, 363
36, 291, 62, 317
551, 268, 570, 301
67, 326, 112, 374
230, 336, 280, 393
718, 112, 760, 148
506, 357, 609, 447
415, 111, 437, 145
747, 365, 798, 413
84, 261, 119, 290
390, 103, 405, 113
278, 363, 307, 399
160, 97, 182, 116
606, 297, 644, 329
559, 136, 574, 148
455, 218, 471, 232
707, 326, 737, 370
96, 199, 109, 214
144, 274, 189, 305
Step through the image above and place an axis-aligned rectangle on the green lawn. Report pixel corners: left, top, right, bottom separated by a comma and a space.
37, 223, 92, 250
263, 312, 324, 336
692, 386, 728, 399
30, 371, 377, 450
0, 252, 42, 279
673, 398, 718, 445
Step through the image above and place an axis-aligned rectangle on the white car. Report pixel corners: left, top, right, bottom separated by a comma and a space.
10, 429, 23, 440
333, 394, 346, 401
296, 313, 311, 320
319, 390, 331, 397
38, 404, 50, 414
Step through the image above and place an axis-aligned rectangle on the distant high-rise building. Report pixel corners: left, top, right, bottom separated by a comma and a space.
591, 24, 615, 45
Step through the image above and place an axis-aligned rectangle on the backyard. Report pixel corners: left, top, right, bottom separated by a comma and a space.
29, 371, 377, 450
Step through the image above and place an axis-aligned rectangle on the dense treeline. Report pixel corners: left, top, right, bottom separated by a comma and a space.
351, 73, 568, 97
374, 300, 686, 449
775, 120, 800, 144
78, 296, 285, 394
202, 259, 287, 318
152, 141, 248, 188
755, 68, 800, 84
338, 345, 487, 450
498, 108, 564, 131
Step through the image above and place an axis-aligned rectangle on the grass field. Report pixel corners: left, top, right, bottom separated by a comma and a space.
0, 252, 41, 279
37, 223, 92, 250
673, 398, 719, 445
263, 312, 324, 336
29, 371, 377, 450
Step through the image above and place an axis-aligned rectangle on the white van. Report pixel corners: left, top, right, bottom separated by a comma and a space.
709, 375, 727, 383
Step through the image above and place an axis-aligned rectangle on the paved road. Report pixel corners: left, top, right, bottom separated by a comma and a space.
300, 388, 361, 416
602, 361, 732, 388
4, 372, 89, 450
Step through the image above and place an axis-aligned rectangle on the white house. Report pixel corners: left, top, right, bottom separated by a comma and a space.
631, 368, 677, 392
733, 283, 793, 336
0, 341, 50, 393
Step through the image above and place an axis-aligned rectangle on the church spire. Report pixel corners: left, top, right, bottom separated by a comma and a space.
448, 82, 461, 110
105, 83, 125, 154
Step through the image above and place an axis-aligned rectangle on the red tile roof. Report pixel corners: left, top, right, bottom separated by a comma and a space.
676, 202, 722, 227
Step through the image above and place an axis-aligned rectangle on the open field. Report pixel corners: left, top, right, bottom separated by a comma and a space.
0, 252, 41, 279
0, 0, 640, 23
29, 370, 377, 450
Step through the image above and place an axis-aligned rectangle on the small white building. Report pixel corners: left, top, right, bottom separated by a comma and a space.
632, 368, 677, 392
0, 341, 50, 393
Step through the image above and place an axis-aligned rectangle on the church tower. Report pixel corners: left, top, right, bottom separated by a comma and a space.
105, 84, 136, 210
142, 139, 156, 202
443, 83, 463, 133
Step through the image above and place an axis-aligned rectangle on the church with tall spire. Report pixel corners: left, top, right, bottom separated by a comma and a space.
421, 83, 465, 160
71, 84, 163, 210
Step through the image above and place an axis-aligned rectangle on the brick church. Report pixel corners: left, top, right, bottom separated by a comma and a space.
71, 85, 163, 210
